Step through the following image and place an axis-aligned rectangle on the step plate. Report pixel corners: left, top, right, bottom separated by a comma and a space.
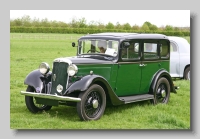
119, 94, 154, 104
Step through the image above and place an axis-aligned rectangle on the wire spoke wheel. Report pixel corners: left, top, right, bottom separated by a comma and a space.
153, 77, 170, 104
156, 83, 167, 103
77, 84, 106, 121
84, 91, 102, 118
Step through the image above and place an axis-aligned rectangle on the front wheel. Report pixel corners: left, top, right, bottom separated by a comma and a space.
25, 86, 52, 113
77, 84, 106, 121
151, 77, 170, 105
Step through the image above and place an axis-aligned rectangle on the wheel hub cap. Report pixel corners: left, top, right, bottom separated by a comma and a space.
161, 90, 166, 97
92, 99, 98, 108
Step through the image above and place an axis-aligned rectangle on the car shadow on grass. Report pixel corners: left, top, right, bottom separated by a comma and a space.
104, 100, 152, 116
24, 100, 152, 122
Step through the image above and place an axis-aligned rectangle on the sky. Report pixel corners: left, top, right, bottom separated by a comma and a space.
10, 10, 190, 27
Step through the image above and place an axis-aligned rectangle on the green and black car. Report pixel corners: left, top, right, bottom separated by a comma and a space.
21, 33, 177, 121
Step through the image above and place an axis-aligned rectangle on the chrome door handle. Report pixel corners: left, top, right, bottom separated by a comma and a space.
139, 64, 147, 67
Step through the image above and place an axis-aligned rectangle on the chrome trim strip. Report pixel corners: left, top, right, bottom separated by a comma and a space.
118, 60, 169, 64
20, 91, 81, 102
53, 58, 72, 64
118, 62, 140, 64
75, 63, 114, 65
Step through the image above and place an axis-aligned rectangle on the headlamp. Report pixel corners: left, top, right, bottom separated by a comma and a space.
67, 64, 78, 76
39, 62, 50, 75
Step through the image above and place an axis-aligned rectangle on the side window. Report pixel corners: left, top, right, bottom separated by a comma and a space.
143, 42, 158, 59
121, 41, 140, 60
160, 40, 169, 59
170, 42, 178, 52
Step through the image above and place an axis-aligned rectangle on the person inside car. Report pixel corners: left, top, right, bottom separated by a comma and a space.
97, 40, 107, 53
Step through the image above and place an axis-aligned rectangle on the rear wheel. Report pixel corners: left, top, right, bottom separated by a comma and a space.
184, 66, 190, 80
25, 86, 52, 113
77, 84, 106, 121
151, 77, 170, 105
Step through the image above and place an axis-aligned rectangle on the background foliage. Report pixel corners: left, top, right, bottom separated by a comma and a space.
10, 15, 190, 36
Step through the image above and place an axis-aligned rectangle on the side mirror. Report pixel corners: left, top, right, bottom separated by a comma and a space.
72, 42, 76, 47
122, 42, 130, 49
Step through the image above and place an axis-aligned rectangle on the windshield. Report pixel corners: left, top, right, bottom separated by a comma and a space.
78, 39, 119, 57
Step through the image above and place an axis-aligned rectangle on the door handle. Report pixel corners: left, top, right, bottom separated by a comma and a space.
139, 64, 147, 67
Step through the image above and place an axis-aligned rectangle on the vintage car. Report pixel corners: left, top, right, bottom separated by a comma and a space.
168, 36, 190, 80
20, 33, 177, 121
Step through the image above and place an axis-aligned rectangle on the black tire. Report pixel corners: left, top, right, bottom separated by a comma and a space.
151, 77, 170, 105
25, 86, 52, 113
77, 84, 106, 121
184, 66, 190, 80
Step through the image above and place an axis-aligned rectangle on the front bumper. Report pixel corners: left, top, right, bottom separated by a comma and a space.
20, 91, 81, 102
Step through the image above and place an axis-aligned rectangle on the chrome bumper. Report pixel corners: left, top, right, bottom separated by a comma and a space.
20, 91, 81, 102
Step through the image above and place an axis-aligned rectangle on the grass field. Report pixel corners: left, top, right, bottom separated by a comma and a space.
10, 33, 190, 129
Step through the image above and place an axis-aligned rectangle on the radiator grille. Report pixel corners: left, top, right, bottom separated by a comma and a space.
50, 62, 68, 95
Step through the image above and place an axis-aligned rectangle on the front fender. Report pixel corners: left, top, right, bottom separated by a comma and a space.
150, 69, 177, 94
24, 69, 52, 92
64, 74, 124, 105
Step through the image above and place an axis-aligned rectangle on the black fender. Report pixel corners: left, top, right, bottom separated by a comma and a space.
24, 69, 52, 93
64, 74, 124, 105
149, 69, 177, 94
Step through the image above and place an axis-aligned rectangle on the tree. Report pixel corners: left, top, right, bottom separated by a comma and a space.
106, 22, 115, 29
10, 18, 23, 26
78, 17, 87, 28
88, 20, 98, 29
141, 23, 150, 31
174, 27, 180, 31
97, 21, 105, 29
149, 24, 158, 31
123, 23, 131, 30
165, 25, 174, 31
132, 24, 140, 31
21, 15, 32, 27
69, 17, 79, 28
41, 18, 50, 27
144, 21, 152, 27
115, 22, 123, 30
32, 17, 41, 27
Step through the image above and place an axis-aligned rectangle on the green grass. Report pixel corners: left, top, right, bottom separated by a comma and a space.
10, 33, 190, 129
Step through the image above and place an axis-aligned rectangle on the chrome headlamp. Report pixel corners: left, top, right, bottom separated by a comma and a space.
39, 62, 50, 75
67, 64, 78, 76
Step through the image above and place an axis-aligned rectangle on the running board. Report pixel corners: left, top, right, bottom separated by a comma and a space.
119, 94, 154, 104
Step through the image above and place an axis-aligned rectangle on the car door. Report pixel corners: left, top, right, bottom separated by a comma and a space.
115, 41, 142, 97
169, 40, 180, 78
139, 40, 161, 93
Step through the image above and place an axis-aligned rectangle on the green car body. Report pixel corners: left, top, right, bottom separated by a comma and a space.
21, 33, 177, 121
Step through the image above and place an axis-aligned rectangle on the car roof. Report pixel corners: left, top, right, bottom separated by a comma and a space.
79, 32, 169, 40
168, 36, 190, 52
168, 36, 190, 46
